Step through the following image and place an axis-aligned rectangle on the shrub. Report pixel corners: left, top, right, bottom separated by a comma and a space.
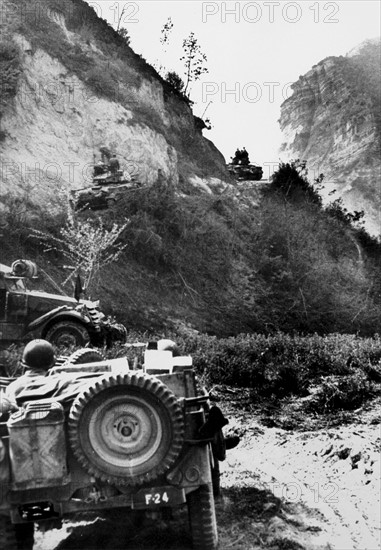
165, 71, 185, 95
268, 160, 322, 207
84, 67, 119, 101
310, 372, 374, 412
164, 71, 191, 104
175, 332, 381, 399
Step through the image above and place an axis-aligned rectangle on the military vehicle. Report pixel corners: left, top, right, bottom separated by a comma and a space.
71, 159, 141, 211
0, 260, 126, 347
227, 148, 263, 181
227, 162, 263, 181
0, 342, 222, 549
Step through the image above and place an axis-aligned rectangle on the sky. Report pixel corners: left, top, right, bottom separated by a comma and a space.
85, 1, 380, 169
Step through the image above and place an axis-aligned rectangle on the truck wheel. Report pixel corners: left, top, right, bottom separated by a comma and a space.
66, 348, 105, 364
187, 483, 218, 550
0, 516, 34, 550
45, 321, 90, 348
68, 373, 184, 486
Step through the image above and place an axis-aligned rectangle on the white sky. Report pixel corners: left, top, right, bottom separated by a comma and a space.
86, 1, 380, 167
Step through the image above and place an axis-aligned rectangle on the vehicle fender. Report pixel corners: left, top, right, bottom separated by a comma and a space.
26, 307, 91, 333
166, 444, 212, 488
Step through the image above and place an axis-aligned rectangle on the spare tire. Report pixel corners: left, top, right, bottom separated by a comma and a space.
68, 373, 184, 486
66, 348, 105, 365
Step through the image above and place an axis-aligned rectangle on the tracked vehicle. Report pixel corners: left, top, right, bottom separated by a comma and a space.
71, 172, 141, 211
71, 157, 141, 211
227, 162, 263, 181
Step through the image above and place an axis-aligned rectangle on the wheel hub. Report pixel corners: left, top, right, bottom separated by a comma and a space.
113, 414, 139, 442
56, 333, 78, 347
88, 396, 163, 468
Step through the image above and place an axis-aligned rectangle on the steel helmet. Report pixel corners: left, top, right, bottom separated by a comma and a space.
21, 339, 56, 371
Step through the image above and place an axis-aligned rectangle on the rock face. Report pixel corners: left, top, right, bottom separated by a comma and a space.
279, 38, 381, 236
0, 0, 228, 215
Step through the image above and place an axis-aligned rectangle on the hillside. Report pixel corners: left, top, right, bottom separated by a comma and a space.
1, 2, 381, 336
279, 38, 381, 237
0, 0, 228, 214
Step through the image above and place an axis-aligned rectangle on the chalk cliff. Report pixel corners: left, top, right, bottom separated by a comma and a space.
279, 38, 381, 235
0, 0, 228, 216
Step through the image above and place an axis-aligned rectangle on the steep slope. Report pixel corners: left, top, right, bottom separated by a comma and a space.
1, 2, 381, 337
0, 0, 228, 216
279, 38, 381, 236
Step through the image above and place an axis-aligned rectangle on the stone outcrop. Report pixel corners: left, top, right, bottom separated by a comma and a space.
0, 0, 228, 215
279, 38, 381, 236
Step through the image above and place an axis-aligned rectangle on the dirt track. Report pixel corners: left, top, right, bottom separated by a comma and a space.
34, 388, 381, 550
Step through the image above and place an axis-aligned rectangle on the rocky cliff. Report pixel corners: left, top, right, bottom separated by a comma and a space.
0, 0, 228, 218
279, 38, 381, 236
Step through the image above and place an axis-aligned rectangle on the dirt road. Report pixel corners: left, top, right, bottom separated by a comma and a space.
34, 389, 381, 550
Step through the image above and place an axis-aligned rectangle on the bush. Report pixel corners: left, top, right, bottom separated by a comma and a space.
268, 160, 322, 207
175, 332, 381, 399
310, 372, 374, 412
6, 331, 380, 409
84, 67, 119, 101
165, 71, 185, 95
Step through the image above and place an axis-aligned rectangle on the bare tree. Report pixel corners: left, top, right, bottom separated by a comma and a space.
32, 205, 128, 296
180, 32, 209, 97
116, 6, 130, 45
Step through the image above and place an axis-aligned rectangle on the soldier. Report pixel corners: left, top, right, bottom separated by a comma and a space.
233, 148, 241, 165
3, 339, 55, 411
241, 147, 250, 165
109, 153, 120, 174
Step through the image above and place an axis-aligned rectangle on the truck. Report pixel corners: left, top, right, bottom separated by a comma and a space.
0, 343, 221, 549
0, 260, 126, 348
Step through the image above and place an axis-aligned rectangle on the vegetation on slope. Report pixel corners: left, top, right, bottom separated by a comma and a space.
95, 160, 380, 336
0, 37, 21, 139
1, 1, 380, 336
2, 160, 380, 338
